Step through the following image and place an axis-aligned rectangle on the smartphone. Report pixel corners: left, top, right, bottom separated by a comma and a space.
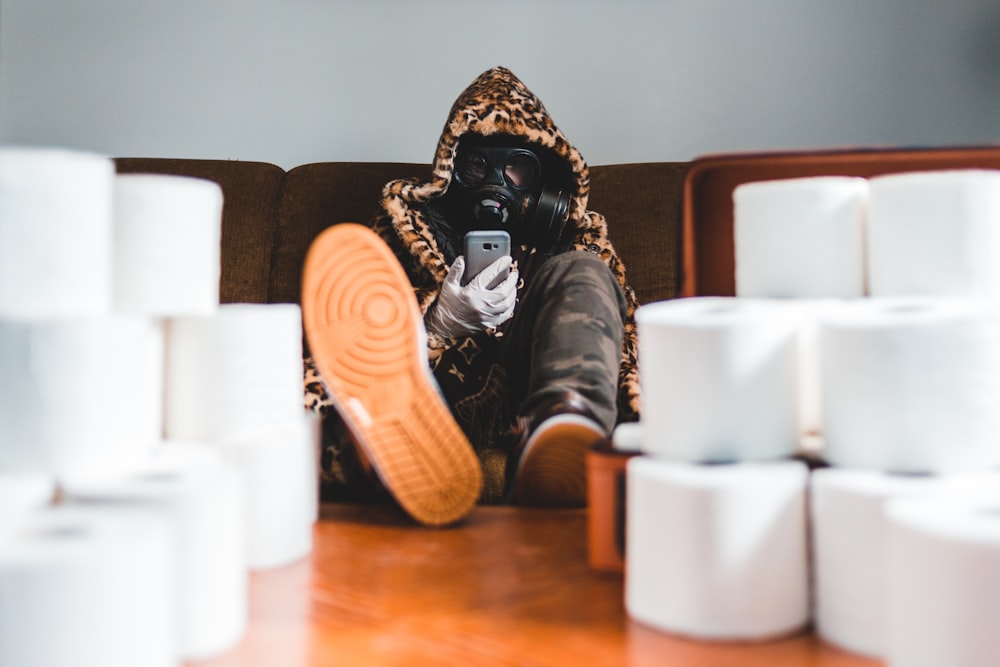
462, 230, 511, 287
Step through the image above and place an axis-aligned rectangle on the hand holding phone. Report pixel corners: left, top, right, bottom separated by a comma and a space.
462, 230, 511, 287
424, 230, 517, 338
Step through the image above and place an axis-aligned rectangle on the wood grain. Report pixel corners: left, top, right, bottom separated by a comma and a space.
189, 503, 882, 667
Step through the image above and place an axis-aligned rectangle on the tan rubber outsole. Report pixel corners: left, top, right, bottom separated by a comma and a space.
301, 223, 482, 526
515, 422, 603, 507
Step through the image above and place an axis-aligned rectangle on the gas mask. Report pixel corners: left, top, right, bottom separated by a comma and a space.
451, 139, 572, 245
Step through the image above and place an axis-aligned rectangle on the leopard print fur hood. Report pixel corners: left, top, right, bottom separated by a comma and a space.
370, 66, 640, 421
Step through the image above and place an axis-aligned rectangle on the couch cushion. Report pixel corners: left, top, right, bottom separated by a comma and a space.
269, 162, 431, 305
589, 162, 689, 305
115, 158, 285, 304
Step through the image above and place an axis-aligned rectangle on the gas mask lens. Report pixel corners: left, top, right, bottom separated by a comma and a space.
504, 152, 540, 188
455, 147, 541, 190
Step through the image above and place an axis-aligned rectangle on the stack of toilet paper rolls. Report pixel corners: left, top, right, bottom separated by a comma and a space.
0, 146, 317, 666
626, 168, 1000, 665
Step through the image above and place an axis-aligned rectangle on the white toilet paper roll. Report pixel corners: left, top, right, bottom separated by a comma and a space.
0, 474, 55, 526
811, 468, 1000, 659
114, 174, 223, 316
62, 443, 247, 661
625, 458, 810, 641
885, 495, 1000, 667
868, 169, 1000, 298
0, 316, 164, 478
636, 297, 801, 463
819, 298, 1000, 472
165, 303, 305, 444
0, 147, 115, 319
611, 421, 642, 452
0, 505, 178, 667
217, 415, 318, 570
733, 176, 868, 298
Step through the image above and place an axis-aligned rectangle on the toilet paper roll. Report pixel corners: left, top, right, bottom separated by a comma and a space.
819, 298, 1000, 472
217, 415, 318, 570
0, 316, 164, 478
611, 421, 642, 452
165, 303, 305, 444
113, 174, 223, 316
625, 458, 810, 641
885, 495, 1000, 667
0, 147, 115, 319
636, 297, 801, 462
733, 176, 868, 298
811, 468, 1000, 659
0, 505, 178, 667
868, 169, 1000, 298
62, 443, 247, 661
0, 474, 55, 526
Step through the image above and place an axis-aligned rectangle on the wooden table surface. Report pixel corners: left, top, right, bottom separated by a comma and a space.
191, 503, 882, 667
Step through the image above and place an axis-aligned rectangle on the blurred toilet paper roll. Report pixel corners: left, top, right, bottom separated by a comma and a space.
885, 495, 1000, 667
636, 297, 801, 463
868, 169, 1000, 298
0, 316, 164, 478
113, 174, 223, 316
0, 474, 55, 526
0, 505, 178, 667
625, 458, 810, 641
165, 303, 305, 443
811, 468, 1000, 659
62, 443, 247, 661
0, 147, 115, 319
217, 414, 319, 570
611, 421, 642, 452
733, 176, 868, 298
819, 298, 1000, 472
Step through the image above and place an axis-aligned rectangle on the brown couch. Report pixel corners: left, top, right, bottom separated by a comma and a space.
113, 157, 689, 501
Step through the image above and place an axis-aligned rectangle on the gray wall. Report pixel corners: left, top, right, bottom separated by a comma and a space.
2, 0, 999, 169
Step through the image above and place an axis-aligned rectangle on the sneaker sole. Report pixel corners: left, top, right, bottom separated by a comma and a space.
301, 223, 482, 526
515, 420, 603, 507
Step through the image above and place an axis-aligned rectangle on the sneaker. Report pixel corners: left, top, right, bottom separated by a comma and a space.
512, 392, 607, 507
301, 223, 482, 526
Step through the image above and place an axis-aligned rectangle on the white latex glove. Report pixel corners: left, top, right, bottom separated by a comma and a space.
425, 255, 518, 337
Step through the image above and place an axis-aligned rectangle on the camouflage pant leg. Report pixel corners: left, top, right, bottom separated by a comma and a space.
502, 250, 627, 432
